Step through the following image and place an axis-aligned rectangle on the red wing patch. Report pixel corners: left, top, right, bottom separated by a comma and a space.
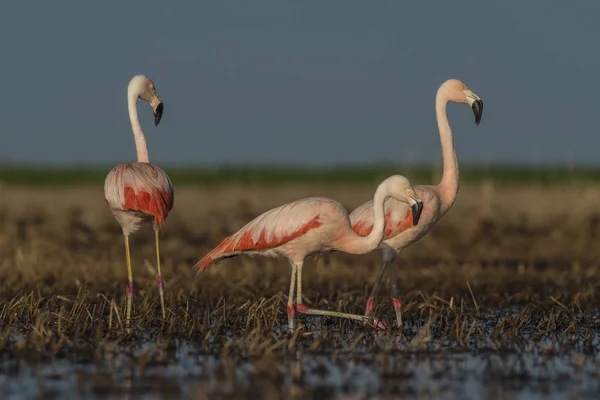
123, 186, 174, 228
386, 210, 414, 238
352, 219, 375, 236
195, 215, 323, 272
352, 211, 414, 239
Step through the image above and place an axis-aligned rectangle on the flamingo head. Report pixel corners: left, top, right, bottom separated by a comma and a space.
384, 175, 424, 226
129, 75, 164, 126
440, 79, 483, 125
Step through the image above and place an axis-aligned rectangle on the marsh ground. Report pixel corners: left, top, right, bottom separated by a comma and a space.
0, 183, 599, 399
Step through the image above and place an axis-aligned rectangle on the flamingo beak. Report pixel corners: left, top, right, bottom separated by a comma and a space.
154, 102, 163, 126
408, 195, 423, 226
411, 201, 423, 225
471, 99, 483, 126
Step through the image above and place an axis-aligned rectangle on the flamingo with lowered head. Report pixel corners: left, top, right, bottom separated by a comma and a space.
104, 75, 174, 330
348, 79, 483, 328
195, 175, 424, 331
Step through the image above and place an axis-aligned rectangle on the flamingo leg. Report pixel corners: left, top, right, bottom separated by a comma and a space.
123, 234, 134, 333
390, 261, 402, 328
294, 262, 386, 329
287, 262, 298, 332
364, 259, 391, 317
154, 228, 166, 319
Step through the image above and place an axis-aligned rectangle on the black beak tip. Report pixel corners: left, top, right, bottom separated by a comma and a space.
472, 99, 483, 126
154, 103, 164, 126
411, 202, 424, 226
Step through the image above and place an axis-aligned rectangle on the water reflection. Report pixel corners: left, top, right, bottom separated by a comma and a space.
1, 332, 599, 400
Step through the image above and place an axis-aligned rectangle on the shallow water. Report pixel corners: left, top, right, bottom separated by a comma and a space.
2, 318, 599, 400
2, 347, 599, 399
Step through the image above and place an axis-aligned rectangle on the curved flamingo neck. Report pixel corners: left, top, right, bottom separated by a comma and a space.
435, 89, 458, 214
340, 182, 388, 254
128, 88, 150, 163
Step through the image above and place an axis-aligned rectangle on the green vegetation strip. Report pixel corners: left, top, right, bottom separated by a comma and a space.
0, 165, 599, 186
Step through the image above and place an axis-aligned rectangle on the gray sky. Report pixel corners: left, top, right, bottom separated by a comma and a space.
0, 1, 597, 166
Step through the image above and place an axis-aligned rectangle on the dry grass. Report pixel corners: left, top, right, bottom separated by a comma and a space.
0, 183, 599, 398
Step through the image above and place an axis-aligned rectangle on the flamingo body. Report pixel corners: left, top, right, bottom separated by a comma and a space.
198, 198, 349, 270
340, 79, 483, 327
105, 162, 174, 235
350, 186, 441, 250
103, 74, 171, 326
196, 175, 424, 331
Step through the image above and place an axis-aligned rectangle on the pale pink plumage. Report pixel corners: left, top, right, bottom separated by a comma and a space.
105, 162, 174, 235
342, 79, 484, 327
197, 198, 328, 270
196, 175, 423, 331
349, 187, 440, 251
103, 74, 172, 326
104, 75, 173, 233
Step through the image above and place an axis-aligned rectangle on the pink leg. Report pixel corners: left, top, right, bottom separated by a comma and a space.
157, 276, 164, 295
126, 282, 134, 330
124, 234, 134, 333
365, 297, 375, 315
154, 228, 166, 319
287, 263, 298, 331
390, 261, 402, 328
296, 304, 386, 329
392, 298, 402, 320
365, 259, 390, 316
295, 262, 387, 329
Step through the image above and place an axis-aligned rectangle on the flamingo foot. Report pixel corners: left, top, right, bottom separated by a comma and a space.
367, 316, 389, 330
362, 297, 388, 329
296, 304, 309, 314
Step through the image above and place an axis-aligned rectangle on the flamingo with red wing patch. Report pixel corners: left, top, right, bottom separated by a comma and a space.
103, 75, 173, 331
195, 175, 424, 332
339, 79, 484, 329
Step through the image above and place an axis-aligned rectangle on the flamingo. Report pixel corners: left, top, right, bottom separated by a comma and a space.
194, 175, 424, 331
104, 75, 174, 330
347, 79, 483, 328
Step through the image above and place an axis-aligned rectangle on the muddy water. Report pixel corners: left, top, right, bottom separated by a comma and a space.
2, 316, 599, 400
2, 346, 598, 399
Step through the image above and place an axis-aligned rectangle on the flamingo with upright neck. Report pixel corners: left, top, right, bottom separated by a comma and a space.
104, 75, 174, 331
348, 79, 483, 328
